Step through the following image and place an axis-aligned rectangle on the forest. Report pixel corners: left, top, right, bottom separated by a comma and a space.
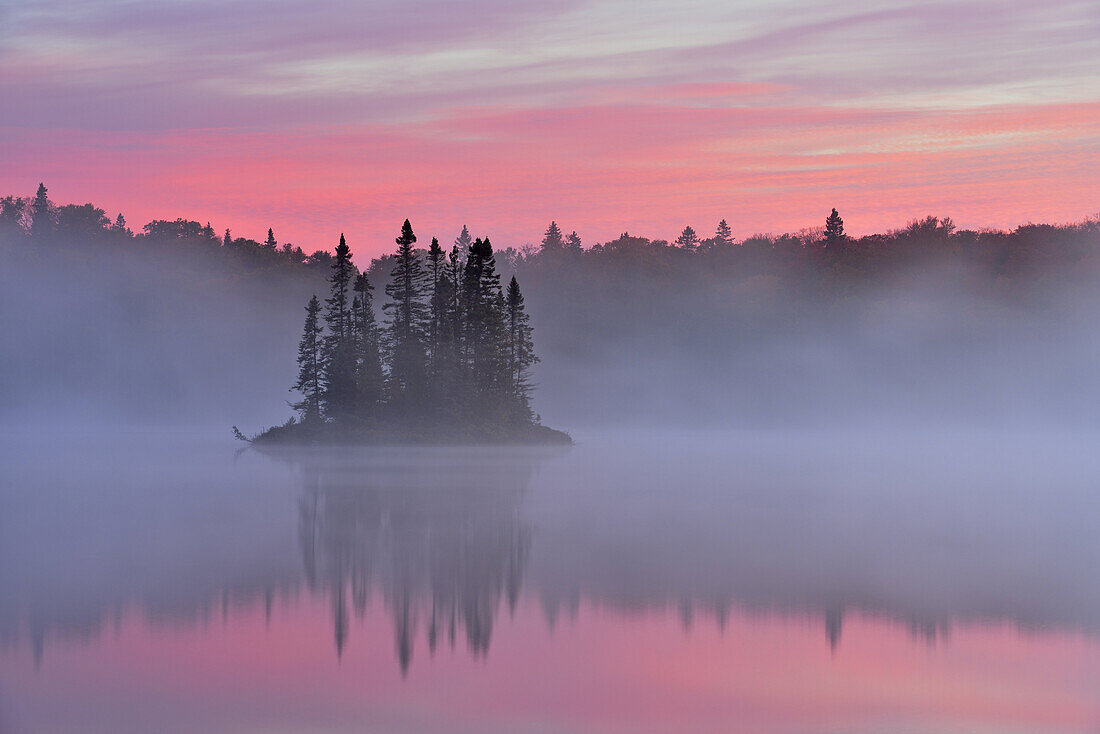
4, 182, 1100, 431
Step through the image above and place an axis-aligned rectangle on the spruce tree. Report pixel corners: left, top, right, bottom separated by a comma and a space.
383, 220, 429, 407
541, 221, 565, 251
352, 272, 384, 416
505, 276, 537, 423
223, 228, 232, 248
448, 243, 466, 376
265, 228, 277, 250
463, 237, 507, 412
426, 237, 445, 376
825, 208, 845, 248
566, 231, 582, 252
30, 183, 53, 240
675, 225, 700, 251
715, 219, 733, 246
321, 234, 357, 418
293, 295, 324, 423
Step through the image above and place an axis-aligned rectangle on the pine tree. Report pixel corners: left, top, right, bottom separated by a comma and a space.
265, 228, 277, 250
383, 220, 429, 407
675, 225, 700, 251
448, 243, 466, 376
566, 231, 582, 251
541, 221, 565, 251
505, 276, 538, 423
223, 228, 232, 248
293, 295, 324, 423
455, 224, 473, 253
321, 234, 357, 418
825, 208, 845, 248
352, 273, 384, 416
463, 237, 507, 411
715, 219, 733, 246
426, 236, 446, 376
30, 183, 53, 240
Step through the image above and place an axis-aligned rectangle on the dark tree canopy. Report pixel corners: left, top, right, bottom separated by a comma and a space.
825, 208, 845, 247
676, 225, 700, 251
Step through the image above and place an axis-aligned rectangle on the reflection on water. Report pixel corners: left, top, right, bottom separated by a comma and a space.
2, 430, 1100, 733
293, 449, 534, 670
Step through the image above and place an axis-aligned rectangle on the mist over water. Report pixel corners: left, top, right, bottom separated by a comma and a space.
4, 219, 1100, 732
3, 430, 1100, 732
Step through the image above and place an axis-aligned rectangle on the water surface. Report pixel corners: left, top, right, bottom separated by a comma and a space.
2, 429, 1099, 733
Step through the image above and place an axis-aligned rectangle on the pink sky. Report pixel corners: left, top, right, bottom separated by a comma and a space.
1, 0, 1098, 257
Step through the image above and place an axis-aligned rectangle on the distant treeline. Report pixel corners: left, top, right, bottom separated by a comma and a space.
6, 182, 1100, 428
6, 184, 1098, 293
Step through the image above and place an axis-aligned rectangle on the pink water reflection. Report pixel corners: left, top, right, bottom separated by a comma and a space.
4, 597, 1099, 734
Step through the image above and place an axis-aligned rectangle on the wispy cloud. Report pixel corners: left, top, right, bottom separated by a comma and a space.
1, 0, 1098, 252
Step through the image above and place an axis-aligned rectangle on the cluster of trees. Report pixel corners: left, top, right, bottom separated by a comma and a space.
289, 221, 540, 437
1, 184, 335, 278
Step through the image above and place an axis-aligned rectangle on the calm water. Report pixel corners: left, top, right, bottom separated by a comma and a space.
2, 429, 1100, 733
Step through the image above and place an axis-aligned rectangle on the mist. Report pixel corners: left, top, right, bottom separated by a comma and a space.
4, 204, 1100, 436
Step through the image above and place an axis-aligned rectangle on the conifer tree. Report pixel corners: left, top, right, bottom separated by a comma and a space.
675, 225, 700, 251
321, 234, 357, 418
825, 208, 845, 248
541, 221, 565, 251
455, 224, 473, 253
352, 272, 384, 416
265, 228, 277, 250
463, 237, 507, 409
293, 295, 324, 423
383, 220, 429, 406
426, 237, 446, 376
505, 276, 537, 422
447, 243, 466, 372
566, 231, 582, 251
223, 228, 232, 248
30, 183, 53, 240
715, 219, 733, 246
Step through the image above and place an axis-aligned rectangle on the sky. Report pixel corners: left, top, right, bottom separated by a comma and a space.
1, 0, 1098, 256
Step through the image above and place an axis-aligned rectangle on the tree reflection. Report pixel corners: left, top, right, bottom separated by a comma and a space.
289, 449, 536, 672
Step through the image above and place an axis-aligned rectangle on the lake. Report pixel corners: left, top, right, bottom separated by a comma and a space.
2, 428, 1099, 733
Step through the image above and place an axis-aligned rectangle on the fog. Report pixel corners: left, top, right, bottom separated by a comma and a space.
6, 219, 1100, 731
4, 431, 1100, 668
4, 220, 1100, 434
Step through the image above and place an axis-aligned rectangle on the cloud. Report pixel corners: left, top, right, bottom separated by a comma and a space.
1, 0, 1098, 252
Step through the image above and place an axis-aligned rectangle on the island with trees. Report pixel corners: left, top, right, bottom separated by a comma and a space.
247, 219, 571, 445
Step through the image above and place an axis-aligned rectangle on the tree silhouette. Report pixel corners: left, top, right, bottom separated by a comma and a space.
541, 221, 565, 251
321, 234, 357, 418
30, 183, 53, 240
675, 225, 700, 251
715, 219, 733, 247
293, 295, 323, 423
825, 208, 845, 248
383, 220, 429, 407
506, 276, 537, 422
352, 273, 384, 416
566, 230, 582, 252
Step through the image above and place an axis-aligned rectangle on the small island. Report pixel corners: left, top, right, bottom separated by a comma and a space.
243, 220, 571, 446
